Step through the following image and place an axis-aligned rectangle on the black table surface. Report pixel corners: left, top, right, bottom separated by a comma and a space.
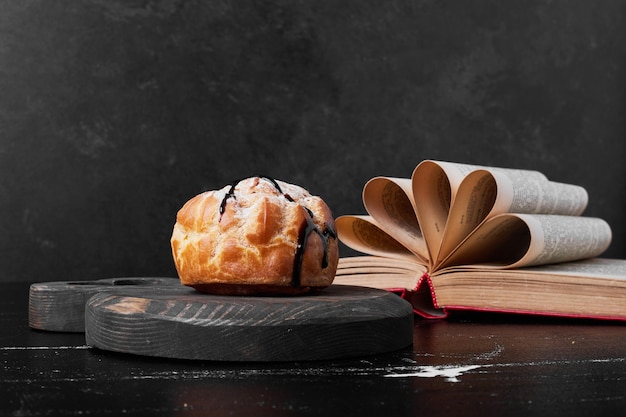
4, 281, 626, 416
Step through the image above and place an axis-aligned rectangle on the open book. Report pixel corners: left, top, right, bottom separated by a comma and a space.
333, 160, 626, 320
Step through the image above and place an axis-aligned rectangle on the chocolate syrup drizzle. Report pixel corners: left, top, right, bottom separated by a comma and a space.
218, 176, 336, 288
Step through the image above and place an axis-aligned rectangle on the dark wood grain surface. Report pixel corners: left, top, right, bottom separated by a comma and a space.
5, 282, 626, 416
84, 285, 414, 361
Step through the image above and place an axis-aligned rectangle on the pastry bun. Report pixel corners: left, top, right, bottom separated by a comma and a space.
170, 177, 339, 295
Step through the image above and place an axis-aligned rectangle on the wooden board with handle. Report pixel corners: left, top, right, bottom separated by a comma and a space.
29, 277, 183, 332
29, 279, 414, 361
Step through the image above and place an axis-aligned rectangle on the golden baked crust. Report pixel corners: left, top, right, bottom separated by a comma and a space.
170, 177, 339, 295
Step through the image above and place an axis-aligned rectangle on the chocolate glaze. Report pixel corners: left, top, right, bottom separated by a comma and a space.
218, 176, 336, 288
219, 176, 287, 219
292, 215, 337, 288
218, 180, 239, 219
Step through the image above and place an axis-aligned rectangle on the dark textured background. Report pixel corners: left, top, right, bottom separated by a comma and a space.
1, 0, 625, 282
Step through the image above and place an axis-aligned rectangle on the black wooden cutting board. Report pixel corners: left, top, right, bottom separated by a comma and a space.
29, 277, 184, 332
29, 280, 414, 361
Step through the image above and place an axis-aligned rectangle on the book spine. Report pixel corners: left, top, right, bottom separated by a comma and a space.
398, 273, 448, 319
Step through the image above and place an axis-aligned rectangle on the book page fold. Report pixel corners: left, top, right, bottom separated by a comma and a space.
437, 214, 612, 270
